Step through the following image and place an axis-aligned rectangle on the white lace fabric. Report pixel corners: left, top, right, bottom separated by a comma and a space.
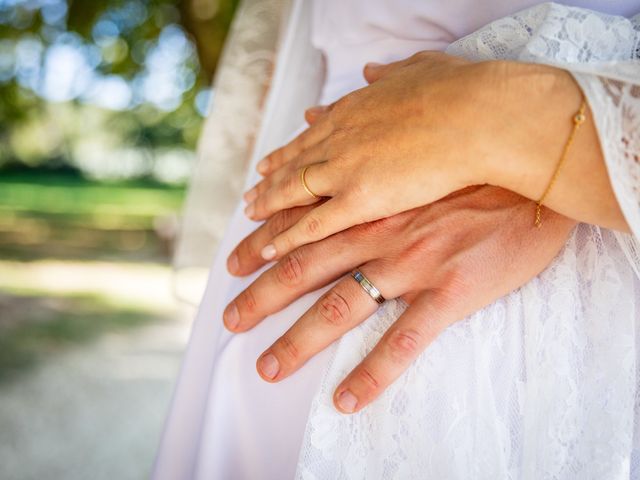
296, 4, 640, 479
173, 0, 287, 273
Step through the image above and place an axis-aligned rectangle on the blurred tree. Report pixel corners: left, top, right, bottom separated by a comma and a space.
0, 0, 240, 181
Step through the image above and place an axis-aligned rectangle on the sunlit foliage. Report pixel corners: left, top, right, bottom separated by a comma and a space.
0, 0, 239, 182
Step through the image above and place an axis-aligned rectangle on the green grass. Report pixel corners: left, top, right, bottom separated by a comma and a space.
0, 172, 186, 261
0, 172, 185, 224
0, 288, 167, 382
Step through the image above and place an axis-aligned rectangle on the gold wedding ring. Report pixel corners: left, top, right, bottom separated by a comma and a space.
300, 165, 321, 199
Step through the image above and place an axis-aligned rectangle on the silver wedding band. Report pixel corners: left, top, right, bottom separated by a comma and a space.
351, 269, 386, 305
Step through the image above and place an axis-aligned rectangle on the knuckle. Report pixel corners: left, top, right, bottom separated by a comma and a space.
325, 125, 355, 152
346, 179, 370, 200
343, 183, 377, 216
356, 366, 380, 391
330, 151, 349, 167
275, 250, 305, 287
254, 196, 267, 217
438, 263, 468, 300
269, 149, 285, 168
296, 148, 315, 168
330, 126, 353, 144
292, 132, 307, 151
386, 328, 422, 362
256, 178, 269, 196
281, 174, 297, 199
318, 289, 352, 327
304, 215, 322, 236
238, 287, 258, 315
278, 334, 300, 362
403, 236, 435, 266
288, 156, 302, 173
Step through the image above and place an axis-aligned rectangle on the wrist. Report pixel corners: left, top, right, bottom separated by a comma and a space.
477, 61, 585, 201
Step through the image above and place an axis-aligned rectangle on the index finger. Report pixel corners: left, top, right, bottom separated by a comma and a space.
261, 195, 370, 261
223, 222, 372, 333
227, 205, 315, 276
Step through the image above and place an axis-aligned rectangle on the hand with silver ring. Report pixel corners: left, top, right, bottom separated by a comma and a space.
351, 269, 385, 304
224, 186, 576, 413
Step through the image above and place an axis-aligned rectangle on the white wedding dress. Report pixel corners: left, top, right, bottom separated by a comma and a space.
154, 1, 640, 478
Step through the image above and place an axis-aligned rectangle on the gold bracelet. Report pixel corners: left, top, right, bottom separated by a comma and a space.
534, 99, 587, 228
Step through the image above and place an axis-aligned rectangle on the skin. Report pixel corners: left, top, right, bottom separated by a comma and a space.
222, 51, 629, 413
224, 186, 577, 413
243, 52, 628, 263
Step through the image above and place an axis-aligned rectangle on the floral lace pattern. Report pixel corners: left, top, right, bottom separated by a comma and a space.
173, 0, 286, 272
296, 4, 640, 479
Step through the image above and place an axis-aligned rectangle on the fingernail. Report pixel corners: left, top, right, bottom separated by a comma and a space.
336, 390, 358, 413
224, 303, 240, 329
245, 203, 255, 219
258, 353, 280, 379
365, 62, 383, 69
257, 157, 270, 174
244, 188, 257, 203
227, 252, 239, 274
261, 244, 276, 260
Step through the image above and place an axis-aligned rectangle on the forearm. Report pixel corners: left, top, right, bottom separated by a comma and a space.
477, 61, 630, 232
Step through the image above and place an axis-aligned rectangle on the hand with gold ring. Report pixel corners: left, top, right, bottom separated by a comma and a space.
299, 165, 321, 199
242, 52, 627, 262
224, 185, 577, 413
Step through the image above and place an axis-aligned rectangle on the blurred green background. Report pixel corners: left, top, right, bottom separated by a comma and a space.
0, 1, 238, 478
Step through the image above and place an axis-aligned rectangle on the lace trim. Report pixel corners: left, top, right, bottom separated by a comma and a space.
173, 0, 287, 272
296, 3, 640, 479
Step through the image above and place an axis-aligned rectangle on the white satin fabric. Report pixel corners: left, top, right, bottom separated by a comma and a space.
154, 1, 640, 479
